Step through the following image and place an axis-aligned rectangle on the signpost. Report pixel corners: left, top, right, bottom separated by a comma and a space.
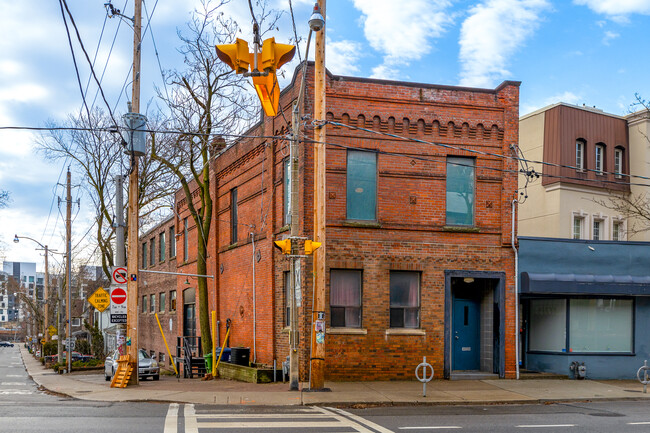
110, 267, 128, 324
88, 287, 110, 312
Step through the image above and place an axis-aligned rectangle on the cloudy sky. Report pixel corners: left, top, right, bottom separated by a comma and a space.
1, 0, 649, 271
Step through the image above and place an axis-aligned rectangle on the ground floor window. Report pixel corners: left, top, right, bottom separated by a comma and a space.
330, 270, 362, 328
528, 297, 633, 354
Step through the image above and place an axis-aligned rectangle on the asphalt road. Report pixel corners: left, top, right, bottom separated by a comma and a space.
4, 345, 650, 432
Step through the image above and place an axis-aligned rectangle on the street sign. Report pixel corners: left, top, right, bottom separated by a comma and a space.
111, 267, 128, 285
47, 326, 57, 336
110, 286, 128, 324
88, 287, 110, 312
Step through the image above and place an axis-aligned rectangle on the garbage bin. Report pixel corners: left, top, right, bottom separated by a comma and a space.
216, 347, 231, 363
230, 347, 250, 366
204, 353, 212, 373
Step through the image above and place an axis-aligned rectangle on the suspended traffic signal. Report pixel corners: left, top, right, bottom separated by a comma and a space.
304, 240, 322, 255
274, 239, 292, 254
215, 38, 250, 74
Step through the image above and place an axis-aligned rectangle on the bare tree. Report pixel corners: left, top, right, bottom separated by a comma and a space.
151, 0, 279, 377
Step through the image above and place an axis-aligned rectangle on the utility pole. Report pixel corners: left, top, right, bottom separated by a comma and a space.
126, 0, 143, 385
43, 246, 49, 343
310, 0, 327, 391
57, 275, 63, 364
289, 102, 301, 391
66, 168, 72, 375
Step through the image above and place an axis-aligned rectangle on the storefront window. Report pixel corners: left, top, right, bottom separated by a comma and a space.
569, 299, 633, 353
529, 299, 566, 352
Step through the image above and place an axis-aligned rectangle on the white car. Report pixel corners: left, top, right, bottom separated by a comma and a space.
104, 349, 160, 381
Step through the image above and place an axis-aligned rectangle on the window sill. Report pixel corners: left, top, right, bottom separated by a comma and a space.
281, 326, 290, 334
343, 220, 381, 229
385, 328, 426, 336
442, 225, 480, 233
326, 327, 367, 335
278, 225, 290, 233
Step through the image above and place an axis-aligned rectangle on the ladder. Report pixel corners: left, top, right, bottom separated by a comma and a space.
110, 355, 134, 388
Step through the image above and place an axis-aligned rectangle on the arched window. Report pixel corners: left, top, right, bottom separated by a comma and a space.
575, 139, 586, 171
595, 142, 606, 174
614, 146, 624, 178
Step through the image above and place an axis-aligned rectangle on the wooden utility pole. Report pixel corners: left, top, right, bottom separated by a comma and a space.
310, 0, 327, 390
43, 246, 49, 343
66, 168, 72, 375
126, 0, 143, 385
289, 102, 301, 390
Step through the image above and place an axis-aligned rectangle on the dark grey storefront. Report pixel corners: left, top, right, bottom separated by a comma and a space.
519, 237, 650, 379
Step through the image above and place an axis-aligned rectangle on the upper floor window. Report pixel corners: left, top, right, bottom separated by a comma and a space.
149, 238, 155, 266
169, 225, 176, 257
231, 188, 238, 243
346, 150, 377, 221
389, 271, 420, 328
614, 148, 623, 178
284, 158, 291, 226
183, 218, 188, 262
142, 295, 148, 313
446, 157, 475, 226
150, 294, 155, 313
330, 270, 362, 328
170, 290, 177, 311
142, 242, 147, 268
573, 216, 584, 240
576, 139, 585, 171
159, 292, 166, 312
612, 221, 623, 241
159, 232, 166, 262
595, 143, 605, 174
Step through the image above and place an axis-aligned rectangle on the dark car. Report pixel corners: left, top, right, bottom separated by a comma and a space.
0, 341, 14, 347
104, 349, 159, 381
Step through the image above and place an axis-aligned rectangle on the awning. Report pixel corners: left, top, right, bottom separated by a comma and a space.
520, 272, 650, 296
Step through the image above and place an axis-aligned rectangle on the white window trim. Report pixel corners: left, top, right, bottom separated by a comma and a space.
576, 140, 585, 171
572, 211, 588, 239
591, 214, 607, 240
614, 148, 623, 178
595, 144, 604, 174
612, 218, 625, 241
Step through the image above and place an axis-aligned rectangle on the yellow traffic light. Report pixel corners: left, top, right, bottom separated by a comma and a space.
252, 73, 281, 117
215, 38, 250, 74
274, 239, 292, 254
259, 38, 296, 73
252, 38, 295, 117
304, 239, 322, 255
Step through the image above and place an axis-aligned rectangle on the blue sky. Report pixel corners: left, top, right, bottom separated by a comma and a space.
1, 0, 650, 270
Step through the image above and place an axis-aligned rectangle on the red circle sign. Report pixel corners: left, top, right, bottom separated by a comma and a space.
111, 287, 127, 305
113, 267, 127, 284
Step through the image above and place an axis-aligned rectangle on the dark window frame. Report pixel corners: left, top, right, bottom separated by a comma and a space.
329, 269, 362, 328
346, 150, 377, 221
231, 188, 238, 244
389, 271, 421, 329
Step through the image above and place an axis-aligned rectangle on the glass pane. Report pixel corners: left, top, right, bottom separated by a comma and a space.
390, 271, 419, 307
346, 150, 377, 220
404, 308, 419, 328
529, 299, 566, 352
446, 157, 475, 226
345, 307, 361, 328
330, 270, 361, 307
390, 308, 404, 328
284, 158, 291, 225
569, 299, 633, 353
331, 307, 345, 328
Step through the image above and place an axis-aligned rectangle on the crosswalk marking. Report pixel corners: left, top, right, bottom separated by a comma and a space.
184, 403, 199, 433
163, 403, 178, 433
320, 407, 395, 433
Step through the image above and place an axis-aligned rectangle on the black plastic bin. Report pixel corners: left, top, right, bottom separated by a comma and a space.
230, 347, 250, 366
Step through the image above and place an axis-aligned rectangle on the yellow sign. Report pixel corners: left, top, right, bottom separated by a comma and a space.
48, 326, 57, 336
88, 287, 110, 312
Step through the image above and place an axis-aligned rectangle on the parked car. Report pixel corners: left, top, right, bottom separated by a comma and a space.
47, 351, 91, 363
0, 341, 14, 347
104, 349, 159, 381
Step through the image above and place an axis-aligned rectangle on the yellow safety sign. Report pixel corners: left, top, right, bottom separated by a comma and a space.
88, 287, 110, 312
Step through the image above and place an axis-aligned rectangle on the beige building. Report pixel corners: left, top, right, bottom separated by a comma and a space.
518, 103, 650, 241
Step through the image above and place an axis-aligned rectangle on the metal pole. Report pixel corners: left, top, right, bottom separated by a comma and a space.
126, 0, 143, 385
289, 101, 300, 391
57, 276, 63, 364
66, 168, 72, 374
115, 175, 125, 266
43, 246, 49, 343
310, 0, 327, 391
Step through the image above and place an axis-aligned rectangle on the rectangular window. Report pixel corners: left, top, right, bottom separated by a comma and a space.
573, 216, 583, 240
284, 271, 290, 327
231, 188, 238, 244
346, 150, 377, 221
170, 290, 177, 311
446, 157, 475, 226
612, 221, 621, 241
569, 299, 633, 353
595, 144, 604, 173
528, 299, 567, 352
169, 225, 176, 257
183, 218, 188, 262
142, 295, 147, 313
71, 318, 81, 327
593, 219, 602, 240
614, 148, 623, 178
150, 294, 155, 313
149, 238, 155, 266
576, 140, 584, 170
142, 242, 147, 268
389, 271, 420, 328
160, 292, 166, 312
284, 158, 291, 226
159, 232, 165, 262
330, 270, 362, 328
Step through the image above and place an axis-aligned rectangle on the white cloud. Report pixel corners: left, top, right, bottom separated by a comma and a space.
370, 65, 401, 81
459, 0, 551, 88
326, 39, 362, 75
574, 0, 650, 19
352, 0, 453, 76
521, 91, 583, 115
602, 30, 620, 45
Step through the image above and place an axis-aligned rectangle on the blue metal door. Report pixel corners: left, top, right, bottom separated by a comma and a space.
453, 298, 480, 370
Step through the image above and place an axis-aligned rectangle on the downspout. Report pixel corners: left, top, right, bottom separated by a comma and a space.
251, 232, 256, 364
512, 199, 520, 380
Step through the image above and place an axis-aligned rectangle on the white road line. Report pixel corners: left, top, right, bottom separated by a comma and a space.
184, 404, 199, 433
1, 382, 27, 386
194, 413, 329, 419
516, 425, 575, 428
196, 421, 349, 429
399, 427, 462, 430
320, 407, 395, 433
0, 390, 32, 395
163, 403, 178, 433
6, 375, 23, 378
628, 422, 650, 425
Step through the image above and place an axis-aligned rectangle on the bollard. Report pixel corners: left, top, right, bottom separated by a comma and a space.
637, 360, 650, 394
415, 356, 434, 397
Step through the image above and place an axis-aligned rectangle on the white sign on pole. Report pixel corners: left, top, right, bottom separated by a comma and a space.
294, 261, 302, 307
111, 267, 128, 285
110, 286, 128, 324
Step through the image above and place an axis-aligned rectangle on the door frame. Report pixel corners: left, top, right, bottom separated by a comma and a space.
444, 270, 506, 379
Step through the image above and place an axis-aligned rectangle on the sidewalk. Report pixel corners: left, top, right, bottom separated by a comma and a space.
19, 347, 650, 406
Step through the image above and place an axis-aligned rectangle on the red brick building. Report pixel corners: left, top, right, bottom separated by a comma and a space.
138, 215, 179, 372
175, 64, 520, 381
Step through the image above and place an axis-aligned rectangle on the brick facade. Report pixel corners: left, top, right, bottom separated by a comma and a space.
174, 64, 520, 381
